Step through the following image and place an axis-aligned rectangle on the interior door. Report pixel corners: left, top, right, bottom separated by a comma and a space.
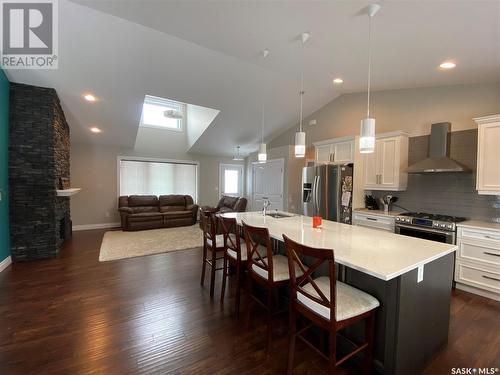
252, 159, 284, 211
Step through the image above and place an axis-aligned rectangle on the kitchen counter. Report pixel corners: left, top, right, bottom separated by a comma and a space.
353, 207, 403, 218
224, 211, 456, 281
222, 211, 456, 375
457, 219, 500, 232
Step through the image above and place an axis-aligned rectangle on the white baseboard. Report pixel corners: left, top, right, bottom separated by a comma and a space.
455, 282, 500, 302
0, 256, 12, 273
73, 222, 121, 231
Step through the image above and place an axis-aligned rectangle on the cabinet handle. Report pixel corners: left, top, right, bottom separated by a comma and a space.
482, 275, 500, 282
483, 252, 500, 257
484, 235, 500, 240
367, 218, 378, 221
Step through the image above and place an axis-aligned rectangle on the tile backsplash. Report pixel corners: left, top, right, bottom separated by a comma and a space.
372, 129, 500, 223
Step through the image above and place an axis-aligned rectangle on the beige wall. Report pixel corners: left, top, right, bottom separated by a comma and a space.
268, 82, 500, 149
70, 143, 243, 226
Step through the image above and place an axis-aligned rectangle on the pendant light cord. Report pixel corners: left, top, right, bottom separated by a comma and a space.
367, 12, 373, 118
261, 101, 265, 144
299, 72, 304, 132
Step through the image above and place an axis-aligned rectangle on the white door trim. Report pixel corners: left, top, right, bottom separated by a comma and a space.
219, 163, 244, 198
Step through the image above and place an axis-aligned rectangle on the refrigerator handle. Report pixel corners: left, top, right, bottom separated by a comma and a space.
312, 175, 318, 215
316, 175, 321, 213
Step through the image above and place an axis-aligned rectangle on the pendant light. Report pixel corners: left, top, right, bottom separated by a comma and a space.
359, 4, 381, 154
295, 73, 306, 158
258, 102, 267, 162
233, 146, 244, 161
258, 49, 269, 162
295, 32, 309, 158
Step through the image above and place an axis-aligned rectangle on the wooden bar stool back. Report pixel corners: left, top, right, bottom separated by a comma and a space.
219, 215, 246, 316
283, 234, 379, 375
243, 221, 302, 352
200, 210, 225, 298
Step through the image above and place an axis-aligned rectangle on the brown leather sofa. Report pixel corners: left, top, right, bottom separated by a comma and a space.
118, 195, 198, 231
200, 195, 247, 214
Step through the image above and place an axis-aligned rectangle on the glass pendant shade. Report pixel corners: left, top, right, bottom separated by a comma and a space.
359, 118, 376, 153
294, 131, 306, 158
258, 143, 267, 162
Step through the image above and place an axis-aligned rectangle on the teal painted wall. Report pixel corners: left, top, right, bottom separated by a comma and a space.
0, 69, 10, 263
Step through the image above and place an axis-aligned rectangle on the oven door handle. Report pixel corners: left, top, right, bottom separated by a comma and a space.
396, 224, 455, 236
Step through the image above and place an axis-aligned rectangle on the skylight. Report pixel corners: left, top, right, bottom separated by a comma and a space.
140, 95, 185, 131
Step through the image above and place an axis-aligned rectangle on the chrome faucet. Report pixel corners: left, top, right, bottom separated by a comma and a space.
262, 198, 271, 216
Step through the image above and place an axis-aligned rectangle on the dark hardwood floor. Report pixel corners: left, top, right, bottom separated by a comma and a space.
0, 229, 499, 374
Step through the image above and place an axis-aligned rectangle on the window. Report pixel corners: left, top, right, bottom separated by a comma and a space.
119, 158, 198, 201
219, 164, 243, 197
140, 95, 185, 131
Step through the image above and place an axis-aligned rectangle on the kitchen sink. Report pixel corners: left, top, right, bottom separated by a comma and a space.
265, 212, 294, 219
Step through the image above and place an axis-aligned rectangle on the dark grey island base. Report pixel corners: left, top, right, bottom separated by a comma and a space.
343, 252, 455, 375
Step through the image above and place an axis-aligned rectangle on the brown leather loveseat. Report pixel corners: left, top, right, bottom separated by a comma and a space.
118, 195, 198, 231
200, 195, 247, 214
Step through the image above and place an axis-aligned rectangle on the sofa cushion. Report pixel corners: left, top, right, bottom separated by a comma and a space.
162, 210, 193, 219
159, 195, 186, 210
132, 206, 159, 214
128, 212, 163, 222
128, 195, 159, 207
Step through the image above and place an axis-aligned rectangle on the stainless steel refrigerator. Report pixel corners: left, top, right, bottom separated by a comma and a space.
302, 164, 353, 224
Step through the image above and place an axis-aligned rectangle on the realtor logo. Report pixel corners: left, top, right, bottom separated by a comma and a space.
1, 0, 58, 69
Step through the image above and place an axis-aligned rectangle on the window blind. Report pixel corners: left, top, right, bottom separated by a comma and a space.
119, 159, 198, 201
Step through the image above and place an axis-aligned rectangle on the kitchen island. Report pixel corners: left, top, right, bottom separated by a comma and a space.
221, 211, 457, 375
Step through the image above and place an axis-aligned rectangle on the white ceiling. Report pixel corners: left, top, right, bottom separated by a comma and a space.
5, 0, 500, 157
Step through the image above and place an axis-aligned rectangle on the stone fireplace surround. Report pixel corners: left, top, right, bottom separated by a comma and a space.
8, 83, 71, 261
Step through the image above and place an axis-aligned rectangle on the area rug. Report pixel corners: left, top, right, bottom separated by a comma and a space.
99, 225, 203, 262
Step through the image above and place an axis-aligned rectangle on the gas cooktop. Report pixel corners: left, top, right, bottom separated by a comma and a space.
396, 212, 467, 232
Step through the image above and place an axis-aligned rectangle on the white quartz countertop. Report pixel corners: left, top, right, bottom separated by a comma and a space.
457, 220, 500, 232
222, 211, 457, 281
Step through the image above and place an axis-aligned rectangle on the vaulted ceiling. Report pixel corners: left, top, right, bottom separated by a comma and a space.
5, 0, 500, 156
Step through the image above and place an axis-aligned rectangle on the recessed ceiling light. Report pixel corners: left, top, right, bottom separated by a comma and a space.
83, 93, 97, 102
90, 127, 101, 133
439, 61, 456, 69
333, 78, 343, 84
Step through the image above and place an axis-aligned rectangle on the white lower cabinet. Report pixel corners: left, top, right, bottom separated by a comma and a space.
352, 211, 396, 232
455, 224, 500, 301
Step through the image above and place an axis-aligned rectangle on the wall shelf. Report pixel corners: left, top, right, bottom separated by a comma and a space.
56, 188, 81, 197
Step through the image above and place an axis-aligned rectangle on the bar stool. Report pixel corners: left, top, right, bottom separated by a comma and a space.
200, 210, 225, 298
283, 234, 379, 375
242, 221, 304, 352
219, 215, 259, 317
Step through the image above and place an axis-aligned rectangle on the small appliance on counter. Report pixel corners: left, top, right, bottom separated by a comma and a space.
364, 195, 379, 210
302, 164, 353, 224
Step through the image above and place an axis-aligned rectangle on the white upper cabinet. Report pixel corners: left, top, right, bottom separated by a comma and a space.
314, 136, 354, 164
475, 115, 500, 195
362, 132, 409, 191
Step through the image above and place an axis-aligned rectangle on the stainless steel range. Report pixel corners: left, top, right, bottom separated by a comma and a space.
395, 212, 467, 244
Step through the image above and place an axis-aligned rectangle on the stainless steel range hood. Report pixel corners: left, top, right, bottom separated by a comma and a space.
407, 122, 470, 173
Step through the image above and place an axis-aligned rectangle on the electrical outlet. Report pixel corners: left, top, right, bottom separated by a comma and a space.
417, 265, 424, 283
